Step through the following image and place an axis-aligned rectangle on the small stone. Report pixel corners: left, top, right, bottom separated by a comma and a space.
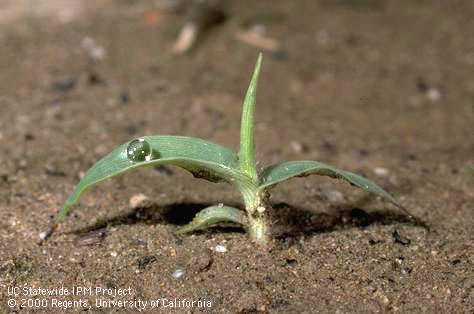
129, 193, 151, 209
87, 71, 104, 85
381, 294, 390, 304
75, 229, 107, 246
214, 244, 227, 253
39, 232, 48, 241
51, 78, 76, 92
290, 141, 307, 154
81, 37, 106, 60
110, 252, 118, 257
137, 255, 157, 270
256, 206, 266, 213
18, 159, 28, 169
45, 165, 66, 177
426, 87, 441, 102
172, 268, 185, 279
374, 167, 389, 176
24, 133, 35, 141
188, 252, 212, 272
393, 230, 411, 246
90, 46, 106, 60
169, 248, 177, 257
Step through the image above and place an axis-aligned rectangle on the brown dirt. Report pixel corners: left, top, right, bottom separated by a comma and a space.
0, 1, 473, 313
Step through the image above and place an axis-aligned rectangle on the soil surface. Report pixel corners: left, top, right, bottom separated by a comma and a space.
0, 1, 473, 313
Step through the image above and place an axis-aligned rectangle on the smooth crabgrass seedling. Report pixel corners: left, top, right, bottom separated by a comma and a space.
55, 54, 416, 245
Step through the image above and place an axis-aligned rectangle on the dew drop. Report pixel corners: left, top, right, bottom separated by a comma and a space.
127, 138, 152, 162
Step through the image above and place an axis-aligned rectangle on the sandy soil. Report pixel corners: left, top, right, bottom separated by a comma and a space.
0, 1, 473, 313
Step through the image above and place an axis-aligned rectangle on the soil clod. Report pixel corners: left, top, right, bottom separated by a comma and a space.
137, 255, 157, 270
393, 230, 411, 246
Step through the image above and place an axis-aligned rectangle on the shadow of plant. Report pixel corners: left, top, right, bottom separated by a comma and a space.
67, 198, 426, 242
269, 202, 423, 240
67, 202, 244, 236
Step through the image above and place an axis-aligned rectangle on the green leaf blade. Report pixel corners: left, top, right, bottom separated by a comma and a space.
259, 160, 403, 209
239, 53, 262, 182
176, 204, 247, 234
56, 136, 253, 223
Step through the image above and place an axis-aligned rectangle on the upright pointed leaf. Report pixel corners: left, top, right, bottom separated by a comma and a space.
56, 136, 255, 223
259, 160, 412, 217
239, 53, 262, 182
176, 204, 247, 234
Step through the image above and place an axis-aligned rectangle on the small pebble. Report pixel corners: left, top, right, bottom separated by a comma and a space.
87, 72, 104, 85
39, 232, 48, 241
374, 167, 389, 176
45, 165, 66, 177
137, 255, 157, 270
120, 91, 130, 104
110, 252, 118, 257
81, 37, 106, 60
381, 294, 390, 305
214, 244, 227, 253
129, 193, 151, 209
426, 87, 441, 102
188, 253, 212, 272
393, 230, 411, 246
24, 133, 35, 141
51, 78, 76, 92
75, 229, 107, 246
172, 268, 185, 279
89, 46, 106, 61
290, 141, 307, 154
18, 159, 28, 169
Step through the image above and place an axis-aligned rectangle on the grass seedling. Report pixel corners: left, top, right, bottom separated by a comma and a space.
56, 54, 415, 246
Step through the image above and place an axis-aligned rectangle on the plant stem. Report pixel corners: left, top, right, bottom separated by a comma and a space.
248, 211, 270, 246
244, 190, 270, 245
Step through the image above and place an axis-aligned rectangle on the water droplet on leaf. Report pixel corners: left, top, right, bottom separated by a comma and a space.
127, 138, 152, 162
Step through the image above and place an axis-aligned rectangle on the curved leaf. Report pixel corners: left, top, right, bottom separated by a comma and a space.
176, 204, 247, 234
259, 160, 412, 216
56, 136, 254, 223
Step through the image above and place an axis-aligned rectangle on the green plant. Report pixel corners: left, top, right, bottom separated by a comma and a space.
56, 54, 414, 245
